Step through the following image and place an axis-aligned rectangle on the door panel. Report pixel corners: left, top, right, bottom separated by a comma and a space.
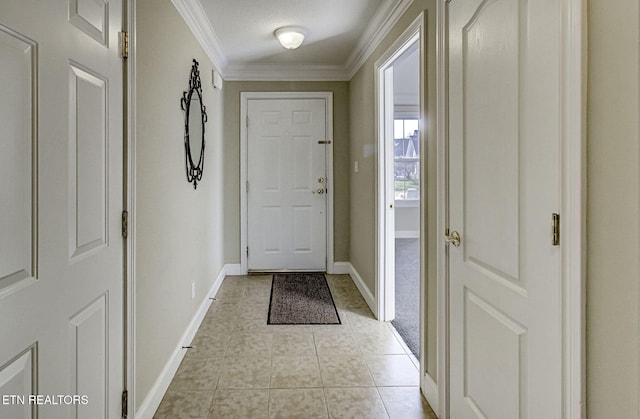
0, 346, 37, 418
248, 99, 327, 271
0, 24, 36, 287
69, 63, 109, 260
0, 0, 124, 417
463, 0, 520, 286
69, 295, 108, 418
448, 0, 562, 417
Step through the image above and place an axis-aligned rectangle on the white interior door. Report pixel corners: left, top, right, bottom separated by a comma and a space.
247, 98, 327, 271
0, 0, 124, 418
447, 0, 562, 418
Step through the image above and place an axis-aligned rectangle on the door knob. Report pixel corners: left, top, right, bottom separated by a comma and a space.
312, 188, 325, 195
445, 230, 461, 247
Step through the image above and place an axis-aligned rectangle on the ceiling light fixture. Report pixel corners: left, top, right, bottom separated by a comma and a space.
275, 26, 307, 50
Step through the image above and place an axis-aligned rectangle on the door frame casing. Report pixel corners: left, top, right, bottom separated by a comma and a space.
374, 13, 424, 322
435, 0, 587, 418
374, 9, 428, 398
126, 0, 137, 414
240, 92, 335, 274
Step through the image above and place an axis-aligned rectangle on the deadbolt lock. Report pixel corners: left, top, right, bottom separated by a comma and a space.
318, 177, 325, 183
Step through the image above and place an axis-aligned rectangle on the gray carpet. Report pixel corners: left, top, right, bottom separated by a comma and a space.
391, 238, 420, 359
268, 273, 341, 325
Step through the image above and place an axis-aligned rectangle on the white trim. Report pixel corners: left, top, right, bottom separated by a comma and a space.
395, 230, 419, 239
346, 0, 415, 79
171, 0, 227, 73
240, 92, 334, 275
394, 198, 420, 208
347, 263, 377, 318
435, 1, 448, 417
223, 263, 242, 276
135, 266, 227, 419
331, 262, 351, 275
240, 94, 248, 274
210, 265, 228, 298
126, 0, 138, 415
562, 0, 587, 417
374, 12, 425, 323
225, 63, 349, 82
423, 372, 439, 416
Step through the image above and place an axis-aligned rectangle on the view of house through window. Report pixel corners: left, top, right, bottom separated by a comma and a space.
394, 118, 419, 200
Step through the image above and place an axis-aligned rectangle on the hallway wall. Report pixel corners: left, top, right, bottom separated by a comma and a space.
348, 0, 438, 377
587, 0, 640, 415
135, 0, 225, 411
222, 81, 351, 264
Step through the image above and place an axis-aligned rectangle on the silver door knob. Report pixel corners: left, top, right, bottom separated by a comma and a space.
312, 188, 325, 195
445, 230, 461, 247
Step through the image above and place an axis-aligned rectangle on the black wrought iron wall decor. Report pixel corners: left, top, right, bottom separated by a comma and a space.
180, 59, 208, 189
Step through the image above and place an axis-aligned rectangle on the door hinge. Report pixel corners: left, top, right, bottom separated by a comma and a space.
120, 31, 129, 59
121, 390, 128, 418
552, 213, 560, 246
246, 180, 249, 193
122, 210, 129, 239
246, 246, 249, 257
246, 115, 249, 127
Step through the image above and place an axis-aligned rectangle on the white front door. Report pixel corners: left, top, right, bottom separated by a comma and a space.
448, 0, 562, 417
247, 98, 327, 271
0, 0, 124, 418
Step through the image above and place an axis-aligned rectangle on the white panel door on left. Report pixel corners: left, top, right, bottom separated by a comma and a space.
0, 0, 124, 418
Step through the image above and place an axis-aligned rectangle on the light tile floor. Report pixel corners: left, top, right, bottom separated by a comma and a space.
154, 274, 437, 419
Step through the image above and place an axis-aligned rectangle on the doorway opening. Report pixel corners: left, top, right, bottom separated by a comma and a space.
390, 45, 421, 360
375, 13, 425, 366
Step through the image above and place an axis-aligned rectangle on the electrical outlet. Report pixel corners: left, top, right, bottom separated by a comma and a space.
354, 161, 359, 173
191, 282, 196, 299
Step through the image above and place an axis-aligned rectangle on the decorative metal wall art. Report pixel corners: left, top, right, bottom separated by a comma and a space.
180, 59, 208, 189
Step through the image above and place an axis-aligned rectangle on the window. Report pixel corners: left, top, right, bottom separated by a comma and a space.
394, 119, 419, 200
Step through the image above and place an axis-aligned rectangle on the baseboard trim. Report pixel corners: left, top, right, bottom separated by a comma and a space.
347, 263, 377, 318
395, 230, 419, 239
423, 372, 439, 416
135, 265, 227, 419
224, 263, 243, 276
332, 262, 351, 275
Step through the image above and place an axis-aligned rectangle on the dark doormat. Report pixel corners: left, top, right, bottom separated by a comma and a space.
268, 273, 341, 325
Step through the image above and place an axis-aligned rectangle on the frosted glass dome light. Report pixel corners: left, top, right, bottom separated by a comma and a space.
275, 27, 307, 50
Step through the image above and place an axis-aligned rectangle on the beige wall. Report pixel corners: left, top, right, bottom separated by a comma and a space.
587, 0, 640, 415
349, 0, 438, 375
135, 0, 226, 410
222, 81, 351, 263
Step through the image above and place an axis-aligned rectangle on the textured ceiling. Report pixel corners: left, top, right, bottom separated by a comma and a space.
199, 0, 385, 66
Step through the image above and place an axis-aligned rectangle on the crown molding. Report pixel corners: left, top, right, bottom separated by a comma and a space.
173, 0, 413, 81
224, 63, 350, 81
346, 0, 415, 79
171, 0, 228, 72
